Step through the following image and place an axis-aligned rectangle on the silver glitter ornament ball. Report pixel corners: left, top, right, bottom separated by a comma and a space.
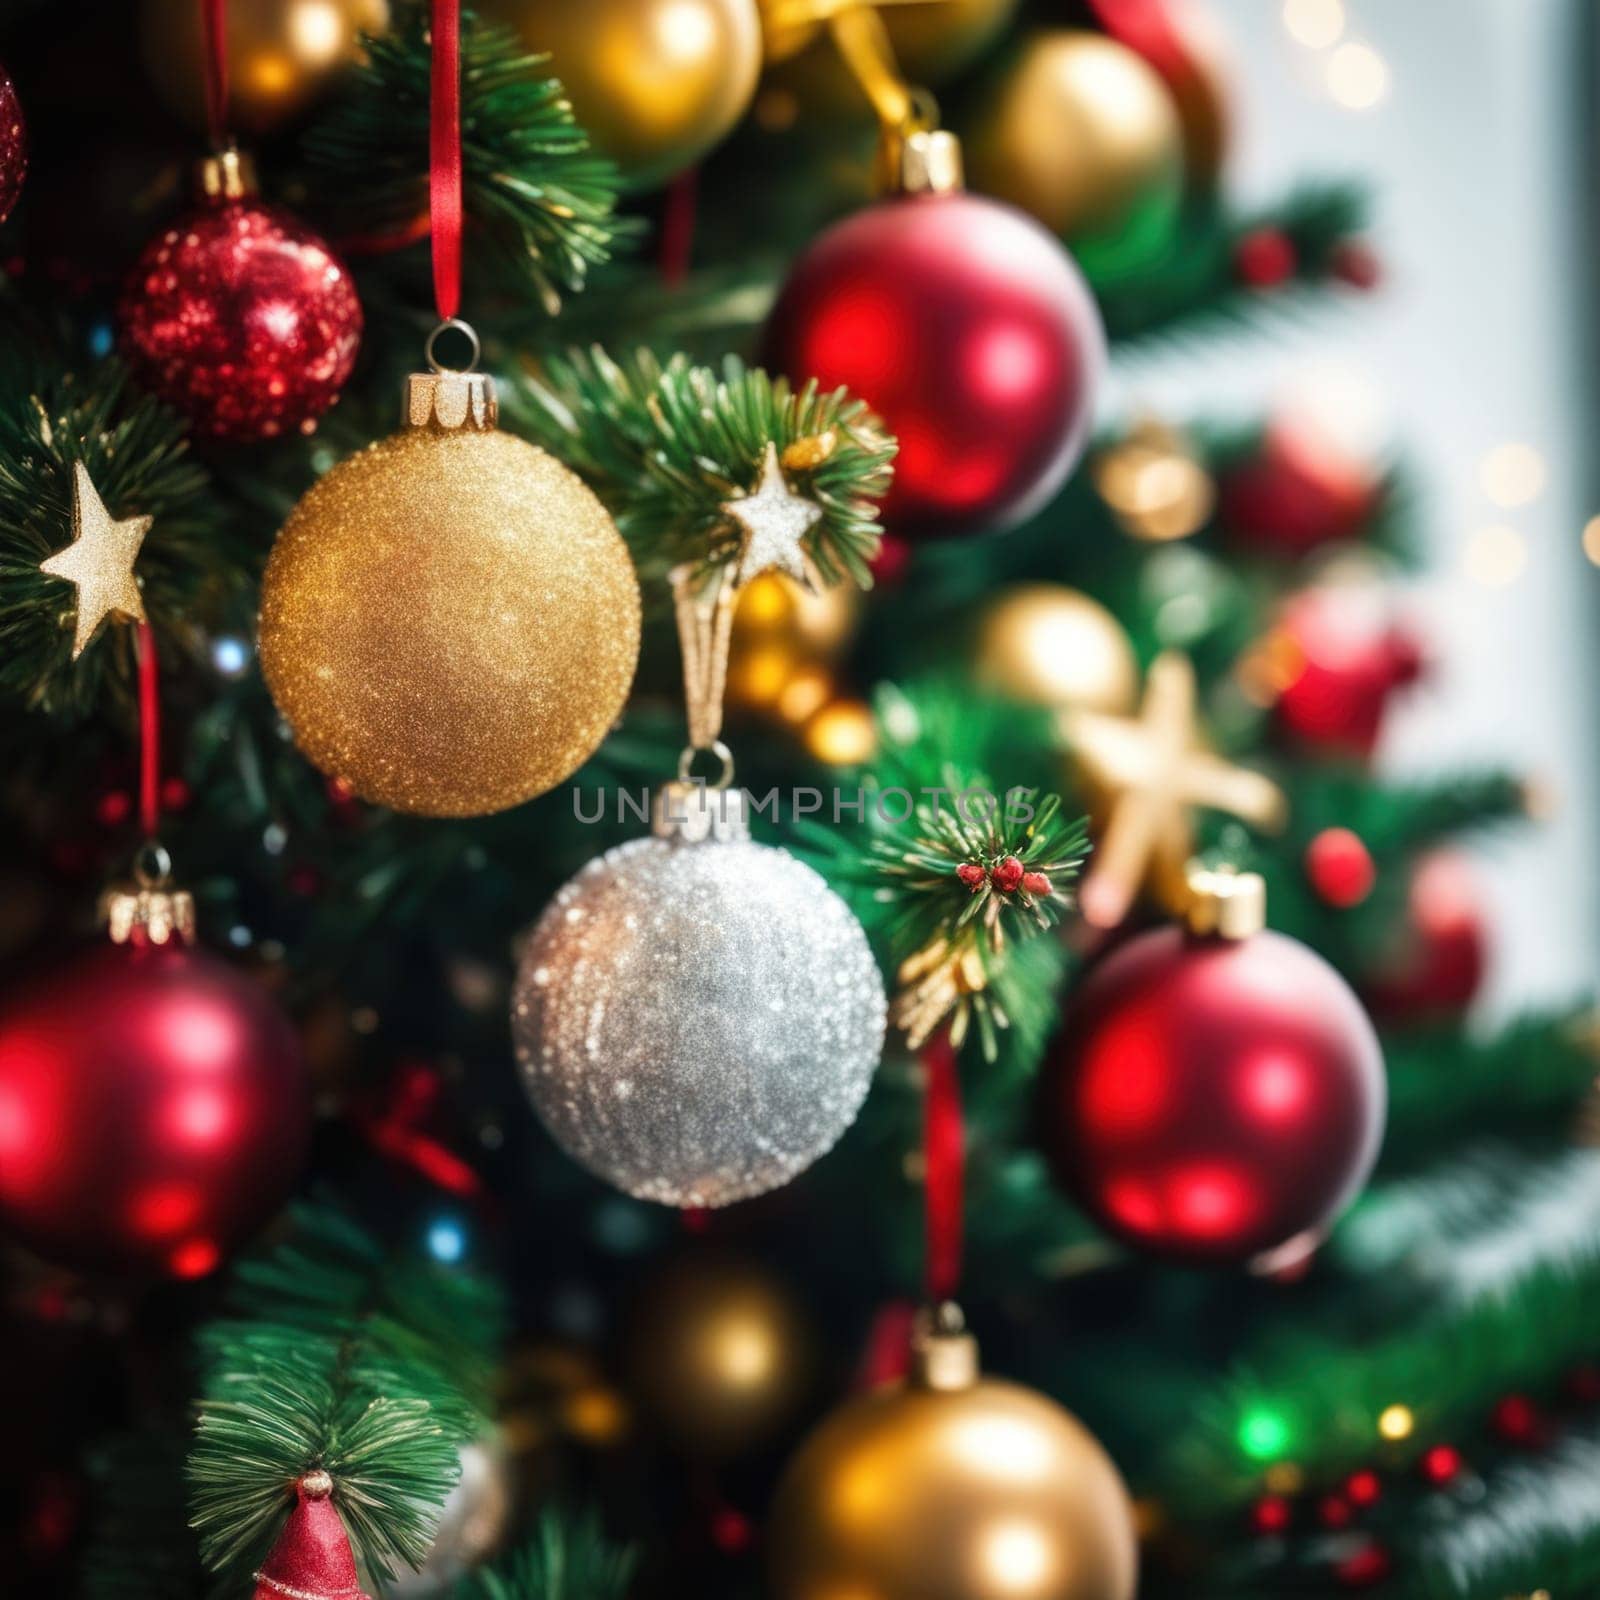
513, 785, 886, 1208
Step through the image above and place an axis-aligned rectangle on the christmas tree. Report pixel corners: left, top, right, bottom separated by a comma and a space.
0, 3, 1592, 1598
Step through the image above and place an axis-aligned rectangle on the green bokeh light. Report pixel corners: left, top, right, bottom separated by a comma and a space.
1238, 1406, 1291, 1462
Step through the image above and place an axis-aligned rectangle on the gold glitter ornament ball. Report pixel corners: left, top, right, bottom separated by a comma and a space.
769, 1315, 1138, 1600
259, 374, 640, 817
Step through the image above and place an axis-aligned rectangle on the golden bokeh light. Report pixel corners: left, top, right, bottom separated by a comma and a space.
1326, 41, 1389, 110
1283, 0, 1345, 50
1480, 442, 1547, 508
805, 701, 878, 766
1377, 1403, 1414, 1441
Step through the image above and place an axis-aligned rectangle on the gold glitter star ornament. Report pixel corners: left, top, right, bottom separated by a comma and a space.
40, 463, 152, 659
725, 442, 823, 585
258, 367, 641, 817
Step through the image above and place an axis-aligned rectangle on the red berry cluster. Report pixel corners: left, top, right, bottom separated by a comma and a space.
956, 856, 1051, 897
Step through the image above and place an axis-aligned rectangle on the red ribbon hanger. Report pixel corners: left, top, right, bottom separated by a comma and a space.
922, 1029, 964, 1304
430, 0, 464, 322
199, 0, 230, 146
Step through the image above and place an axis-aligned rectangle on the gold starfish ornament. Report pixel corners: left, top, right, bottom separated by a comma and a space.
1064, 651, 1287, 929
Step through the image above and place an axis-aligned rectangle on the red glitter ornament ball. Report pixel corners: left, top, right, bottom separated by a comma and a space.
0, 941, 309, 1276
764, 189, 1105, 540
0, 61, 26, 226
1040, 923, 1385, 1266
120, 185, 361, 442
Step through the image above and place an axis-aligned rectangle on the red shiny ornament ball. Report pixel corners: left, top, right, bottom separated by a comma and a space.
0, 942, 309, 1275
764, 190, 1105, 540
1273, 584, 1425, 761
1234, 227, 1297, 288
1361, 852, 1488, 1022
0, 62, 26, 227
1419, 1444, 1463, 1485
120, 195, 361, 442
1305, 827, 1376, 908
1221, 421, 1379, 557
1040, 925, 1385, 1266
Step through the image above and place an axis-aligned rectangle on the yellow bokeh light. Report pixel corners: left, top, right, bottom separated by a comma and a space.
1480, 442, 1546, 508
1465, 525, 1527, 588
288, 0, 345, 65
1377, 1403, 1414, 1441
1283, 0, 1345, 50
805, 701, 878, 766
778, 664, 834, 725
1582, 517, 1600, 565
709, 1318, 777, 1388
1327, 42, 1389, 109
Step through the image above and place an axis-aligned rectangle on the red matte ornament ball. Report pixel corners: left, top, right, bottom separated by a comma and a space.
0, 941, 310, 1276
1234, 227, 1297, 288
1040, 924, 1386, 1266
0, 62, 26, 226
1361, 852, 1487, 1022
120, 195, 361, 442
1305, 827, 1376, 908
764, 190, 1105, 540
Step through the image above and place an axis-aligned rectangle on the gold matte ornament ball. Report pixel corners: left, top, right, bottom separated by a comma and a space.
769, 1318, 1138, 1600
480, 0, 762, 187
140, 0, 389, 137
625, 1253, 815, 1459
974, 585, 1138, 717
259, 376, 640, 817
965, 31, 1183, 276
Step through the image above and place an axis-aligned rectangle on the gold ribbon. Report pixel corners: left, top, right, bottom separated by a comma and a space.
671, 564, 740, 754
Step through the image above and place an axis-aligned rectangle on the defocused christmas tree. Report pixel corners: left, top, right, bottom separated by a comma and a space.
0, 2, 1593, 1597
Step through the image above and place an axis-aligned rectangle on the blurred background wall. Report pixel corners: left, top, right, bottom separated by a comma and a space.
1112, 0, 1599, 1016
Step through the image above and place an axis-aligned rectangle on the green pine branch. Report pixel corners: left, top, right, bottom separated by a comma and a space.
188, 1204, 507, 1593
1096, 181, 1373, 345
1381, 1011, 1599, 1172
797, 680, 1087, 1058
512, 347, 893, 586
1161, 1244, 1600, 1519
451, 1509, 637, 1600
302, 2, 627, 313
0, 333, 249, 722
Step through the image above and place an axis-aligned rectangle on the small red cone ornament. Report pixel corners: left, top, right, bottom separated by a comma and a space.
253, 1472, 372, 1600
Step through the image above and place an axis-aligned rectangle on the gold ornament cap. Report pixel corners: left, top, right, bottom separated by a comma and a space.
898, 127, 964, 194
909, 1302, 979, 1392
653, 779, 751, 844
197, 146, 258, 201
101, 843, 196, 948
1184, 862, 1266, 940
406, 319, 498, 431
404, 372, 498, 432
